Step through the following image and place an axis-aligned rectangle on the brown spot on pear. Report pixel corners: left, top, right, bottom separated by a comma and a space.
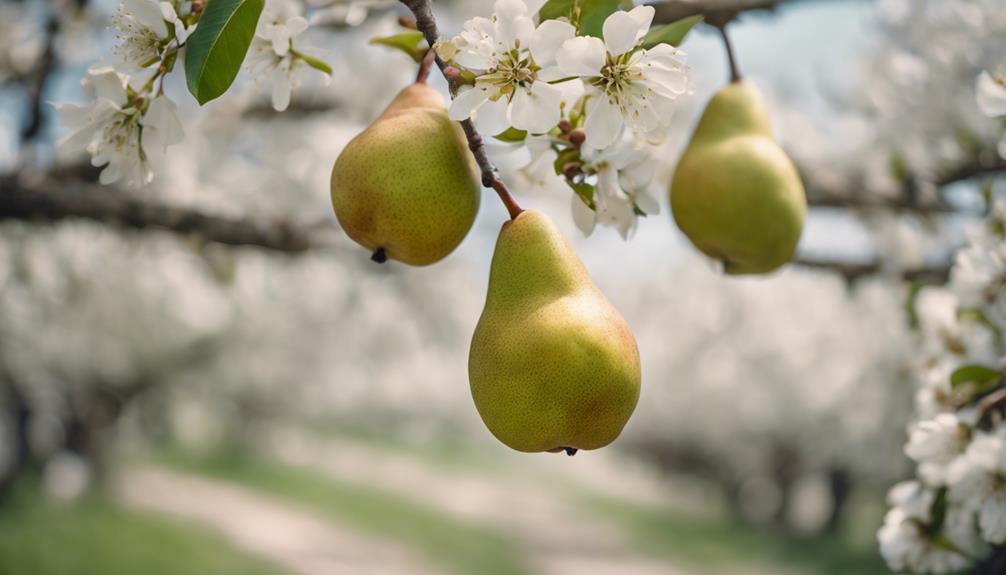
330, 83, 480, 266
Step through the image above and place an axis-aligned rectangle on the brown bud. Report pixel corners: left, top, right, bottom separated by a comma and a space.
561, 161, 582, 180
397, 16, 417, 29
568, 128, 586, 146
557, 119, 572, 134
191, 0, 203, 13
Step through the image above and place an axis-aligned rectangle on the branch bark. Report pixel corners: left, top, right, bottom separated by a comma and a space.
650, 0, 823, 25
0, 176, 337, 253
793, 256, 951, 285
398, 0, 523, 220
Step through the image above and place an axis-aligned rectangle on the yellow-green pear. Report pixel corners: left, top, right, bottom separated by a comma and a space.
670, 81, 806, 274
469, 211, 641, 454
330, 81, 480, 265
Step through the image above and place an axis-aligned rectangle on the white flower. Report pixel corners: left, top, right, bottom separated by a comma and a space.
55, 66, 183, 186
976, 69, 1006, 118
905, 413, 968, 467
247, 39, 300, 112
112, 0, 172, 71
256, 0, 308, 57
878, 506, 971, 574
573, 138, 659, 239
555, 5, 690, 149
949, 431, 1006, 545
446, 0, 575, 135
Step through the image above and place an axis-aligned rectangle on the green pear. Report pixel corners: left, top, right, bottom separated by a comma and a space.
469, 211, 641, 454
670, 81, 806, 274
330, 82, 480, 266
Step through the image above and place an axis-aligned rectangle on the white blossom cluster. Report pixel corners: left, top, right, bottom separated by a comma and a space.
878, 192, 1006, 573
438, 0, 692, 238
55, 0, 329, 187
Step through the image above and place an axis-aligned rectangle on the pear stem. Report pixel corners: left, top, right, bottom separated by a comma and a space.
415, 48, 435, 84
716, 23, 743, 83
399, 0, 524, 221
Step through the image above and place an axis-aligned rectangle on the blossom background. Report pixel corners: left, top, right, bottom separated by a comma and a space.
1, 0, 1005, 574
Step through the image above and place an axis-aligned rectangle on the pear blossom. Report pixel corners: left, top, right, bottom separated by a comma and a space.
444, 0, 576, 135
246, 0, 329, 112
572, 139, 659, 239
256, 0, 309, 57
948, 431, 1006, 544
112, 0, 173, 71
976, 68, 1006, 118
555, 5, 691, 149
55, 66, 183, 186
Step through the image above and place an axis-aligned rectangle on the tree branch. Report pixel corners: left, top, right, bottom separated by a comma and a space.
21, 16, 60, 143
0, 176, 338, 253
650, 0, 821, 25
793, 256, 951, 285
398, 0, 523, 220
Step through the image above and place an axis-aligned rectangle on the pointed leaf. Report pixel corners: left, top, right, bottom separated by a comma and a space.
369, 31, 426, 62
494, 127, 528, 143
641, 15, 703, 49
950, 364, 1002, 390
537, 0, 576, 22
184, 0, 264, 105
579, 0, 622, 38
296, 52, 333, 75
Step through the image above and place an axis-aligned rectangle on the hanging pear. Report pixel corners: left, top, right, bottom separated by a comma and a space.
330, 81, 480, 265
670, 81, 806, 274
469, 211, 641, 454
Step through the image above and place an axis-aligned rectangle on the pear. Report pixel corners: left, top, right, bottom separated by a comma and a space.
670, 81, 806, 274
469, 211, 641, 454
330, 82, 480, 265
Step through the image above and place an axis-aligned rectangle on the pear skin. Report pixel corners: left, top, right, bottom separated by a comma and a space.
469, 211, 641, 453
330, 83, 480, 266
670, 81, 806, 274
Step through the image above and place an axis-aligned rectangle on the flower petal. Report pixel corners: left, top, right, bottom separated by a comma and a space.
124, 0, 169, 38
602, 5, 654, 56
530, 19, 575, 66
474, 96, 510, 136
271, 26, 291, 56
584, 95, 624, 150
286, 16, 308, 37
271, 70, 292, 111
571, 193, 597, 237
141, 95, 184, 148
449, 86, 491, 121
556, 36, 606, 77
509, 81, 562, 134
976, 71, 1006, 118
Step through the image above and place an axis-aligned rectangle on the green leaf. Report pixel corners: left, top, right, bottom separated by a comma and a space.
641, 15, 703, 49
369, 31, 426, 63
184, 0, 264, 105
579, 0, 621, 37
949, 364, 1002, 390
493, 128, 528, 143
537, 0, 576, 22
295, 51, 333, 75
927, 488, 948, 537
570, 182, 595, 207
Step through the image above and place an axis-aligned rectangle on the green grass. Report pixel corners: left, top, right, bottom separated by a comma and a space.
588, 495, 890, 575
0, 487, 285, 575
165, 450, 533, 575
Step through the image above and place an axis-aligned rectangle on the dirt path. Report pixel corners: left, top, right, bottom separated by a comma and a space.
116, 466, 445, 575
264, 430, 692, 575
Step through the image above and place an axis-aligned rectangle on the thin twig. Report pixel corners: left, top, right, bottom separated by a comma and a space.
399, 0, 523, 220
415, 48, 436, 84
21, 16, 60, 143
715, 23, 742, 83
